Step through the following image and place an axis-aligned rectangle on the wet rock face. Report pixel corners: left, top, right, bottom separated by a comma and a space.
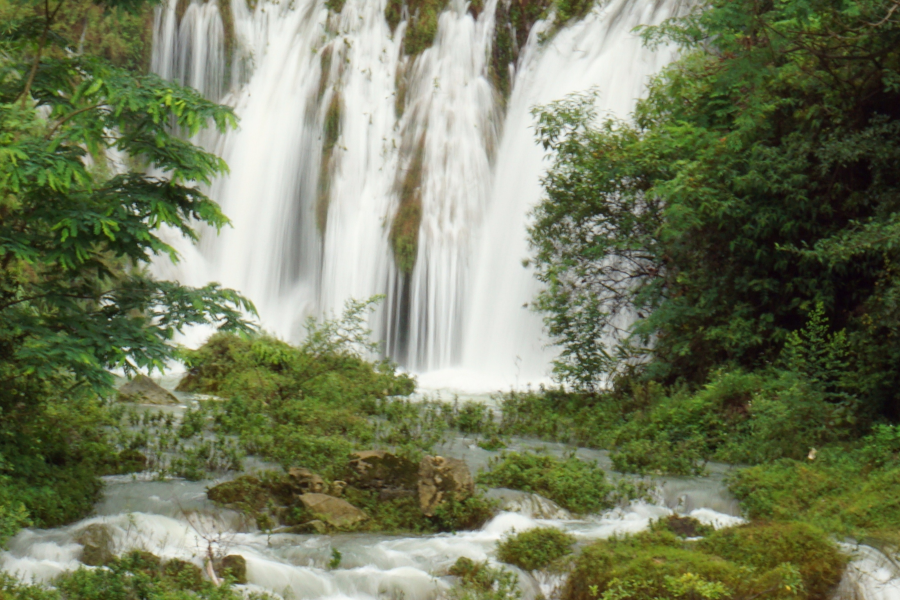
298, 493, 368, 528
348, 450, 418, 491
418, 456, 475, 516
117, 374, 178, 405
75, 523, 115, 566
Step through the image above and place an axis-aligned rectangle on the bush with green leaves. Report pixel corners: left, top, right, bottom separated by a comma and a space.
496, 526, 575, 571
447, 557, 521, 600
728, 445, 900, 545
477, 451, 613, 514
0, 550, 275, 600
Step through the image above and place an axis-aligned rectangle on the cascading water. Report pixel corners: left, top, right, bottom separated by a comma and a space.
149, 0, 677, 391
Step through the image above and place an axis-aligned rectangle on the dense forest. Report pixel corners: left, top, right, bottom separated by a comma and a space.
1, 0, 900, 598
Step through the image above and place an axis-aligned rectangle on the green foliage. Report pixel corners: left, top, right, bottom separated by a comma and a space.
496, 526, 575, 571
328, 548, 342, 569
430, 492, 497, 531
0, 550, 276, 600
564, 524, 839, 600
477, 450, 613, 514
529, 0, 900, 423
0, 0, 253, 396
325, 0, 346, 13
649, 515, 714, 539
447, 557, 522, 600
700, 523, 847, 600
728, 445, 900, 544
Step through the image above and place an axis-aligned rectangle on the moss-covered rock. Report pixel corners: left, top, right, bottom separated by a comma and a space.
216, 554, 248, 584
347, 450, 418, 491
207, 476, 270, 512
564, 523, 845, 600
650, 515, 714, 538
699, 522, 846, 599
75, 523, 115, 566
162, 558, 204, 591
496, 526, 575, 571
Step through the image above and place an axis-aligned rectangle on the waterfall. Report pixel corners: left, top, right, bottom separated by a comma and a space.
150, 0, 677, 391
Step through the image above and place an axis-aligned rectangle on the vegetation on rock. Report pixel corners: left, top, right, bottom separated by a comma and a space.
390, 139, 424, 274
477, 450, 613, 514
496, 526, 575, 571
563, 523, 843, 600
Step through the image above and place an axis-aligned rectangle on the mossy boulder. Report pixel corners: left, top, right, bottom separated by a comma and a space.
75, 523, 115, 566
699, 522, 846, 599
497, 526, 575, 571
651, 515, 714, 538
348, 450, 418, 491
564, 523, 845, 600
215, 554, 248, 584
162, 558, 203, 591
207, 476, 270, 512
418, 455, 475, 517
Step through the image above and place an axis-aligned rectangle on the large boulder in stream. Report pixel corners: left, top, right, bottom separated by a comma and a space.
117, 374, 178, 405
298, 493, 367, 528
347, 450, 418, 491
75, 523, 116, 566
417, 456, 475, 517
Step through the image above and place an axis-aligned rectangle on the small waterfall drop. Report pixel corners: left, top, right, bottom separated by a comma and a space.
150, 0, 677, 390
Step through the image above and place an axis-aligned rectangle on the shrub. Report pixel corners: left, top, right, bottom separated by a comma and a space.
447, 557, 521, 600
477, 451, 613, 514
562, 525, 837, 600
700, 522, 846, 599
496, 527, 575, 571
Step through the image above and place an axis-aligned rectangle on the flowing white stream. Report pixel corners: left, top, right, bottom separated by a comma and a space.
149, 0, 678, 391
1, 434, 748, 600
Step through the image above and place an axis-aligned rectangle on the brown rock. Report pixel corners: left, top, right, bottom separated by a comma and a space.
75, 523, 115, 566
418, 456, 475, 517
288, 467, 326, 494
117, 374, 178, 405
298, 493, 367, 528
348, 450, 418, 490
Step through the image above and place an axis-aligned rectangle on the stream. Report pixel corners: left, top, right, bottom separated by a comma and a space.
2, 398, 899, 600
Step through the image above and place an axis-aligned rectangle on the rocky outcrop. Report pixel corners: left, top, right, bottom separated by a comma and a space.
75, 523, 115, 566
348, 450, 418, 491
288, 467, 326, 494
117, 374, 178, 405
418, 456, 475, 516
298, 493, 368, 528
